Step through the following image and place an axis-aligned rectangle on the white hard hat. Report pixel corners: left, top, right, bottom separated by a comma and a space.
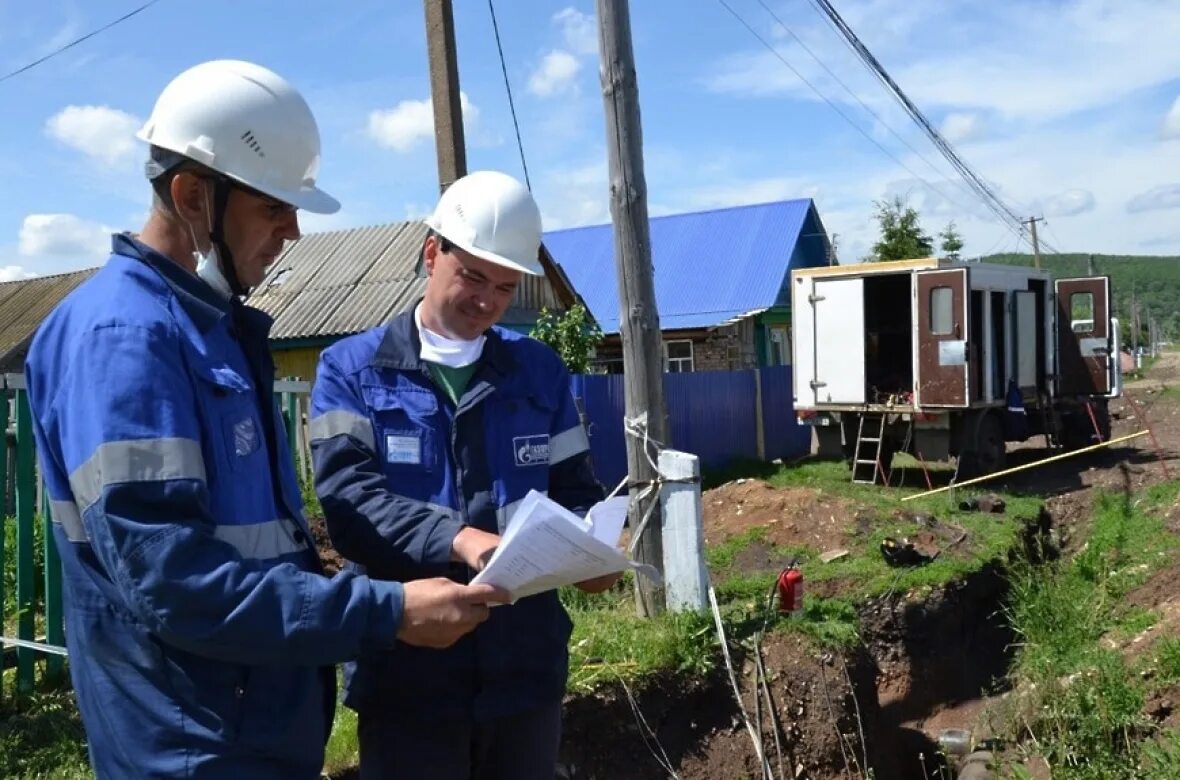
137, 59, 339, 214
426, 170, 543, 275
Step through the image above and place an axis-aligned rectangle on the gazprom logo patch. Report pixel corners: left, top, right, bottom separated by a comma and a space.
232, 417, 259, 457
513, 435, 550, 467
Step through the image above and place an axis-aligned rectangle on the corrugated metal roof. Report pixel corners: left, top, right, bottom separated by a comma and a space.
543, 199, 827, 334
0, 268, 98, 369
317, 279, 425, 336
250, 218, 575, 341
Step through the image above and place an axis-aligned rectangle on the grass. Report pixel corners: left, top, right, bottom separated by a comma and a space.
563, 575, 715, 695
323, 686, 359, 777
3, 514, 47, 637
0, 679, 90, 779
565, 456, 1043, 686
0, 456, 1118, 777
994, 480, 1180, 778
702, 459, 1041, 649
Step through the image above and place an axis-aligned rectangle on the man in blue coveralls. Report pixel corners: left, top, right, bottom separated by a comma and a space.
25, 60, 503, 780
310, 170, 620, 779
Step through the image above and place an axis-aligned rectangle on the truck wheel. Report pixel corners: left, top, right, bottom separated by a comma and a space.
1060, 402, 1110, 450
958, 413, 1006, 479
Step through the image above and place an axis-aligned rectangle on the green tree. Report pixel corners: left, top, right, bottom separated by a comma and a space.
869, 195, 933, 262
529, 303, 603, 374
939, 221, 964, 261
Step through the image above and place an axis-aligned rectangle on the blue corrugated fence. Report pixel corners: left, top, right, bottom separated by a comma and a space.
571, 366, 810, 487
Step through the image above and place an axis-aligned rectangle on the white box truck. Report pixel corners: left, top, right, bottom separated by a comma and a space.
791, 258, 1121, 482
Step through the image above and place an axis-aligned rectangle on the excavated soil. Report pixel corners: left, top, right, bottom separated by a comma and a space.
560, 634, 878, 780
558, 357, 1180, 779
325, 355, 1180, 779
701, 481, 858, 552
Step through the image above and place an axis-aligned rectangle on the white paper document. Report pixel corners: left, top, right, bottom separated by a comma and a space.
471, 491, 661, 602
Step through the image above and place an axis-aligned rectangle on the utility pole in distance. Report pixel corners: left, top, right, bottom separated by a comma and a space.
424, 0, 467, 192
1024, 216, 1044, 270
1132, 279, 1140, 356
597, 0, 669, 617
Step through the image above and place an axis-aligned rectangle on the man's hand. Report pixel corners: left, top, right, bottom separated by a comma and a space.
397, 579, 508, 649
574, 571, 623, 594
451, 526, 500, 572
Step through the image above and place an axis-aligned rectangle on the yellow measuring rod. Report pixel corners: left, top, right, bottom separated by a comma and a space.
901, 430, 1152, 502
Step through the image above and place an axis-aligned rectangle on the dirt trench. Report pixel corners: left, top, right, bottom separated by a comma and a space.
559, 550, 1029, 780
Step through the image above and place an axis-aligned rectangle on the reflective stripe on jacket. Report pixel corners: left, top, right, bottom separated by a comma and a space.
310, 310, 603, 720
26, 233, 404, 779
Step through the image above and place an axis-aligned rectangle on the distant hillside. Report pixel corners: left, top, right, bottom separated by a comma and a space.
984, 253, 1180, 341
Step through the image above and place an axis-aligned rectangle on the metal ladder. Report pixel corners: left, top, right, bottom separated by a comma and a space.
1039, 392, 1062, 450
851, 413, 888, 485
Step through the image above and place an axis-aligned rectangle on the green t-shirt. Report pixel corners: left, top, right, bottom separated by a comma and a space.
426, 361, 479, 406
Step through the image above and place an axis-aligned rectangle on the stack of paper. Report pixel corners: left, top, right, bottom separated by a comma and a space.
470, 491, 660, 602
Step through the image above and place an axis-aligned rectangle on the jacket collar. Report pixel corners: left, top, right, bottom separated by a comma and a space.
374, 302, 515, 376
112, 232, 273, 338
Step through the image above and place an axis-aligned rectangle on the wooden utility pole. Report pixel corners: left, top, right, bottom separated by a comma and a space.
1024, 216, 1044, 270
1087, 253, 1095, 275
1132, 279, 1140, 355
423, 0, 467, 191
597, 0, 669, 617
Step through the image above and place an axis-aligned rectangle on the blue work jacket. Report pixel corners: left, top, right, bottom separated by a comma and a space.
310, 310, 604, 721
25, 234, 404, 779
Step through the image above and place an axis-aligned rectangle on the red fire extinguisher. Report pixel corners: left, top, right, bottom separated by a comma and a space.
777, 563, 804, 617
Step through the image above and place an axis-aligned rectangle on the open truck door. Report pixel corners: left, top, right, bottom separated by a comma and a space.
916, 268, 970, 406
1056, 276, 1112, 396
793, 276, 866, 405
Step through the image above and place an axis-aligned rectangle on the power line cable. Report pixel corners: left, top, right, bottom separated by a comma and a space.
978, 229, 1011, 260
1042, 220, 1069, 255
803, 0, 1032, 241
486, 0, 532, 191
714, 0, 978, 217
0, 1, 163, 85
749, 0, 983, 212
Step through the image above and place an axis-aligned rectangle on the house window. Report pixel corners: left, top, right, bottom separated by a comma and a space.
1070, 291, 1095, 334
664, 340, 694, 373
930, 286, 954, 335
768, 326, 791, 365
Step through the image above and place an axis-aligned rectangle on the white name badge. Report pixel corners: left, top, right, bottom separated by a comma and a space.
386, 433, 421, 465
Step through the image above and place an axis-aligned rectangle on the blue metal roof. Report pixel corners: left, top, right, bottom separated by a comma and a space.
543, 199, 828, 334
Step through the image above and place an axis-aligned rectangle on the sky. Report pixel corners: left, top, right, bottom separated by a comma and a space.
2, 0, 1180, 281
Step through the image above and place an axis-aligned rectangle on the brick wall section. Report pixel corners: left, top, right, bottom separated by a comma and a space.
590, 318, 760, 372
692, 321, 758, 371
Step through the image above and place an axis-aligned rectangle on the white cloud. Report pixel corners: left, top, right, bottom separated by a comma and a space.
940, 112, 986, 144
554, 8, 597, 56
367, 93, 480, 153
1163, 96, 1180, 140
0, 266, 38, 282
1127, 184, 1180, 214
45, 105, 141, 166
1043, 189, 1095, 217
528, 50, 580, 98
18, 213, 112, 257
537, 159, 608, 230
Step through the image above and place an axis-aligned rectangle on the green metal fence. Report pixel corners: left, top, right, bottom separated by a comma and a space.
0, 375, 311, 701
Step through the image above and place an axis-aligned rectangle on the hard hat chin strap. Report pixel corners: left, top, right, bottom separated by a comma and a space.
207, 178, 248, 299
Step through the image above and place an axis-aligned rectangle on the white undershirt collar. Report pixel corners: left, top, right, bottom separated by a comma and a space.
414, 303, 486, 368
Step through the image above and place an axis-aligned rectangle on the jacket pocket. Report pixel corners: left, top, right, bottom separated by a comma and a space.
158, 643, 249, 742
193, 363, 266, 476
361, 384, 439, 472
